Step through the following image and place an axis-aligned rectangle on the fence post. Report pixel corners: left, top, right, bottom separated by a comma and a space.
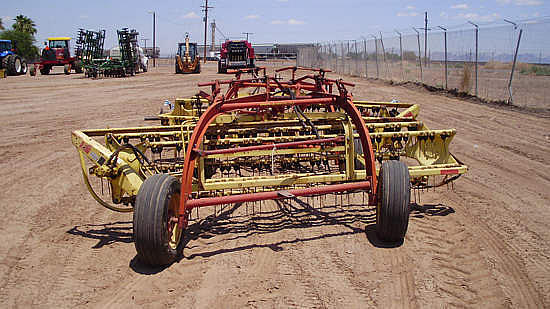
379, 32, 387, 79
346, 40, 351, 75
438, 26, 448, 89
413, 28, 423, 81
371, 35, 379, 78
468, 21, 479, 96
354, 40, 358, 76
395, 30, 403, 81
363, 39, 368, 78
341, 42, 345, 75
508, 28, 523, 104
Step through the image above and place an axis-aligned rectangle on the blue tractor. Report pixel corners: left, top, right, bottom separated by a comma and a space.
0, 39, 27, 76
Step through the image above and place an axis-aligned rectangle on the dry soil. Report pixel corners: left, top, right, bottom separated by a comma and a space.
0, 62, 549, 308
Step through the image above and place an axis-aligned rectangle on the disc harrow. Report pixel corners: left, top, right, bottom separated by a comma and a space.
72, 67, 467, 265
77, 28, 139, 78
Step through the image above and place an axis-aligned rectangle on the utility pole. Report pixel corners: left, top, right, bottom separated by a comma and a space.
148, 11, 156, 67
211, 20, 216, 50
242, 32, 253, 41
201, 0, 213, 63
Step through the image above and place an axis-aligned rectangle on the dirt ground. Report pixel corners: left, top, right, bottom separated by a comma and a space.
1, 61, 549, 308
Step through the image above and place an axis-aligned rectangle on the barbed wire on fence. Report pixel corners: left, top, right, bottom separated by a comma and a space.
297, 17, 550, 109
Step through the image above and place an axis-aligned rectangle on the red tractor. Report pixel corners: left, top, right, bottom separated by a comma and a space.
217, 40, 255, 73
30, 37, 83, 76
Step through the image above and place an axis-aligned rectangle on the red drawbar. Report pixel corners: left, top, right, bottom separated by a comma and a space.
440, 169, 459, 175
186, 181, 372, 208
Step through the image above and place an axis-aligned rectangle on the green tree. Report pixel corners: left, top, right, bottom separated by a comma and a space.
12, 15, 37, 35
0, 18, 4, 30
0, 30, 39, 60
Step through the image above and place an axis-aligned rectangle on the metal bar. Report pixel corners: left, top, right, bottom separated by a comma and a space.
219, 97, 335, 111
200, 136, 344, 156
186, 181, 372, 208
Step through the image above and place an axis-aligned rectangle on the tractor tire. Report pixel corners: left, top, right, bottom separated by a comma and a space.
64, 64, 70, 75
376, 160, 411, 242
195, 62, 201, 74
175, 62, 181, 74
29, 65, 36, 76
20, 60, 28, 75
73, 61, 83, 73
217, 61, 222, 73
133, 174, 184, 266
3, 55, 16, 75
12, 56, 22, 75
2, 55, 10, 72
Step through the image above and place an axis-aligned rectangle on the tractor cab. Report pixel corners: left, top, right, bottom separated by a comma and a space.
177, 42, 198, 62
175, 34, 200, 74
43, 37, 71, 61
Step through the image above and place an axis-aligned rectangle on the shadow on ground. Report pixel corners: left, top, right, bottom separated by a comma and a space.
67, 195, 455, 274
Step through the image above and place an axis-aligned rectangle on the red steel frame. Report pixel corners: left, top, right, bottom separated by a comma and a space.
177, 68, 378, 229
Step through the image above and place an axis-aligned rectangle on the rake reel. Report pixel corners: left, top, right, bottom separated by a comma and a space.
72, 67, 467, 265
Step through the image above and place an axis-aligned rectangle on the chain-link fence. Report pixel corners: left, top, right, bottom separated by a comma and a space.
298, 18, 550, 110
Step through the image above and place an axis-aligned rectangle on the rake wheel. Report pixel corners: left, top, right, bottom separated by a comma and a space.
376, 160, 411, 242
133, 174, 184, 266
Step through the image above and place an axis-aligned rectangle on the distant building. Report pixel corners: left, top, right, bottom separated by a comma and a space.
143, 47, 160, 59
195, 42, 315, 60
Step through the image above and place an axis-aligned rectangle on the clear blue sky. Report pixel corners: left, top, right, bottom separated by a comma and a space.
2, 0, 548, 55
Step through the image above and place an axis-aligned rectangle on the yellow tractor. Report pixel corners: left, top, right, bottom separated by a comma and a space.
175, 34, 200, 74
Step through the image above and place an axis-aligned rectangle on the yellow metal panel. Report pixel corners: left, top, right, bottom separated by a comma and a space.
48, 37, 71, 41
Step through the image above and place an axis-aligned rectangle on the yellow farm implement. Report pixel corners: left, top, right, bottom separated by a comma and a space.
72, 67, 467, 265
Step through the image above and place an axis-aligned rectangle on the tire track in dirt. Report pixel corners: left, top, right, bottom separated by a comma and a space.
411, 215, 506, 307
274, 199, 378, 308
444, 191, 545, 308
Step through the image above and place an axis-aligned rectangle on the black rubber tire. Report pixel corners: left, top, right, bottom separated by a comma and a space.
20, 60, 27, 75
29, 65, 36, 76
133, 174, 184, 266
4, 55, 16, 75
73, 60, 83, 73
64, 64, 70, 75
376, 160, 411, 242
195, 62, 201, 74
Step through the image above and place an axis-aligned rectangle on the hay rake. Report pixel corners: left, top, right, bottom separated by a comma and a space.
72, 67, 467, 265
